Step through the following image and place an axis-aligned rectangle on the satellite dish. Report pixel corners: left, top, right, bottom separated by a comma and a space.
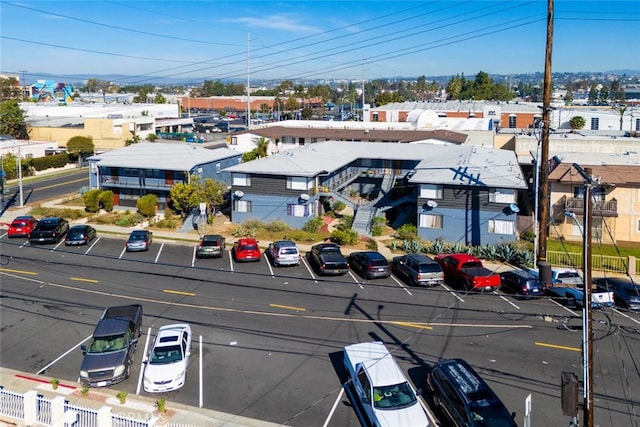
509, 203, 520, 213
234, 190, 244, 198
299, 193, 310, 201
426, 200, 438, 208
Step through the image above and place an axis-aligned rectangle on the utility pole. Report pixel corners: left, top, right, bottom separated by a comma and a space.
247, 33, 251, 130
19, 70, 27, 101
573, 164, 595, 427
537, 0, 554, 269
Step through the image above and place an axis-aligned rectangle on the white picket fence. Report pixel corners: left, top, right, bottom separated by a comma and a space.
0, 386, 157, 427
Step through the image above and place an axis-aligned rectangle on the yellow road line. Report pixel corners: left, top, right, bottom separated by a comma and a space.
391, 321, 434, 330
33, 178, 87, 191
270, 303, 306, 312
0, 268, 39, 275
535, 342, 580, 352
164, 289, 196, 297
69, 277, 98, 284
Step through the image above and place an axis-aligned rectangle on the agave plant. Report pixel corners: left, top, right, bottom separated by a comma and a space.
496, 242, 518, 262
429, 238, 447, 255
409, 240, 422, 253
451, 242, 465, 254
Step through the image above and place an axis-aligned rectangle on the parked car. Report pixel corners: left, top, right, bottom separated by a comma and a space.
593, 277, 640, 311
392, 253, 444, 286
434, 253, 501, 291
195, 234, 225, 259
426, 358, 517, 427
143, 324, 192, 393
266, 240, 301, 266
309, 243, 349, 275
126, 230, 153, 252
348, 251, 391, 279
28, 217, 69, 244
65, 225, 97, 246
232, 238, 261, 262
499, 269, 545, 299
7, 215, 38, 238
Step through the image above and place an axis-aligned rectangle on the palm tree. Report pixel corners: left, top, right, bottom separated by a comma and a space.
613, 106, 628, 131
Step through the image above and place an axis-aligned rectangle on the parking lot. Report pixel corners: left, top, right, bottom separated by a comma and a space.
2, 229, 640, 426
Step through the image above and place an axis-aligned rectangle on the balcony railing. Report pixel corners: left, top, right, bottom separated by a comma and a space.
564, 197, 618, 217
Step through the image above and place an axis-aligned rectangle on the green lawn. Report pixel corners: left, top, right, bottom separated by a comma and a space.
546, 240, 640, 258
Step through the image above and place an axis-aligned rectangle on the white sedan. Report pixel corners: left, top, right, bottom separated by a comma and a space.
143, 324, 192, 393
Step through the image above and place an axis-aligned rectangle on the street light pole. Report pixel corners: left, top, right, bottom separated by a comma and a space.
17, 143, 24, 207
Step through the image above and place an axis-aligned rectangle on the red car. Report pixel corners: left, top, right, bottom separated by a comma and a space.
231, 238, 261, 262
7, 216, 38, 238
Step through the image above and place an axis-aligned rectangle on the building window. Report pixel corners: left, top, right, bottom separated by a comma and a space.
488, 219, 514, 234
419, 214, 443, 229
286, 176, 309, 190
372, 112, 379, 122
124, 168, 139, 176
637, 218, 640, 232
230, 137, 237, 145
420, 184, 443, 199
282, 136, 295, 145
508, 115, 516, 128
234, 200, 251, 212
489, 188, 516, 203
216, 163, 221, 174
635, 118, 640, 131
590, 117, 599, 130
232, 173, 251, 186
287, 203, 313, 217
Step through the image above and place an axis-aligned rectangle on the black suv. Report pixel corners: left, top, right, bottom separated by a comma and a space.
500, 269, 545, 299
427, 359, 516, 427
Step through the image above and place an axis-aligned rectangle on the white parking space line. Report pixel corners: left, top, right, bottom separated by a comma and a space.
136, 326, 152, 395
199, 335, 203, 408
496, 291, 520, 309
154, 243, 164, 263
323, 386, 344, 427
442, 284, 465, 302
84, 236, 101, 255
348, 271, 365, 289
0, 232, 7, 238
549, 298, 579, 315
118, 246, 127, 259
20, 241, 29, 248
37, 334, 92, 375
265, 253, 275, 277
612, 308, 640, 325
191, 246, 197, 267
50, 240, 64, 252
301, 257, 317, 282
390, 275, 413, 296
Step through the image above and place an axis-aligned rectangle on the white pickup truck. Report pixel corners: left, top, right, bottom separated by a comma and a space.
343, 341, 430, 427
529, 268, 614, 309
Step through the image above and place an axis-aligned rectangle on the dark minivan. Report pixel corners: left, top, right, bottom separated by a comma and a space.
500, 269, 545, 299
348, 251, 391, 279
427, 359, 517, 427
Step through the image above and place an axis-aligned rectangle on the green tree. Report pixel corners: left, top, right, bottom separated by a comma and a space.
569, 115, 586, 130
1, 152, 18, 180
613, 106, 628, 131
0, 77, 22, 101
146, 133, 158, 142
0, 100, 28, 139
83, 189, 102, 213
98, 190, 114, 211
242, 136, 269, 162
66, 136, 95, 157
155, 93, 166, 104
564, 88, 574, 105
169, 182, 197, 217
125, 135, 141, 146
193, 178, 227, 213
446, 75, 464, 100
137, 194, 158, 217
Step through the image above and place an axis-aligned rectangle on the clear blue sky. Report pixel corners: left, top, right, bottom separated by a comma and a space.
1, 0, 638, 85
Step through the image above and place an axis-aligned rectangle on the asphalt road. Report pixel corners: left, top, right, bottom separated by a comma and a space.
1, 168, 88, 210
1, 233, 639, 427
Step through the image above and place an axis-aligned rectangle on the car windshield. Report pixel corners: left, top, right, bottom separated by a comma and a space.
88, 335, 127, 353
67, 230, 84, 237
129, 233, 147, 241
624, 287, 640, 296
150, 345, 183, 364
469, 397, 514, 426
280, 248, 298, 255
38, 221, 59, 231
558, 272, 580, 279
12, 221, 28, 227
202, 240, 220, 246
240, 244, 257, 251
371, 259, 389, 267
373, 382, 417, 409
419, 263, 442, 273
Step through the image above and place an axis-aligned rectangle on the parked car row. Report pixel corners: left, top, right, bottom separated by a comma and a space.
344, 341, 517, 427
